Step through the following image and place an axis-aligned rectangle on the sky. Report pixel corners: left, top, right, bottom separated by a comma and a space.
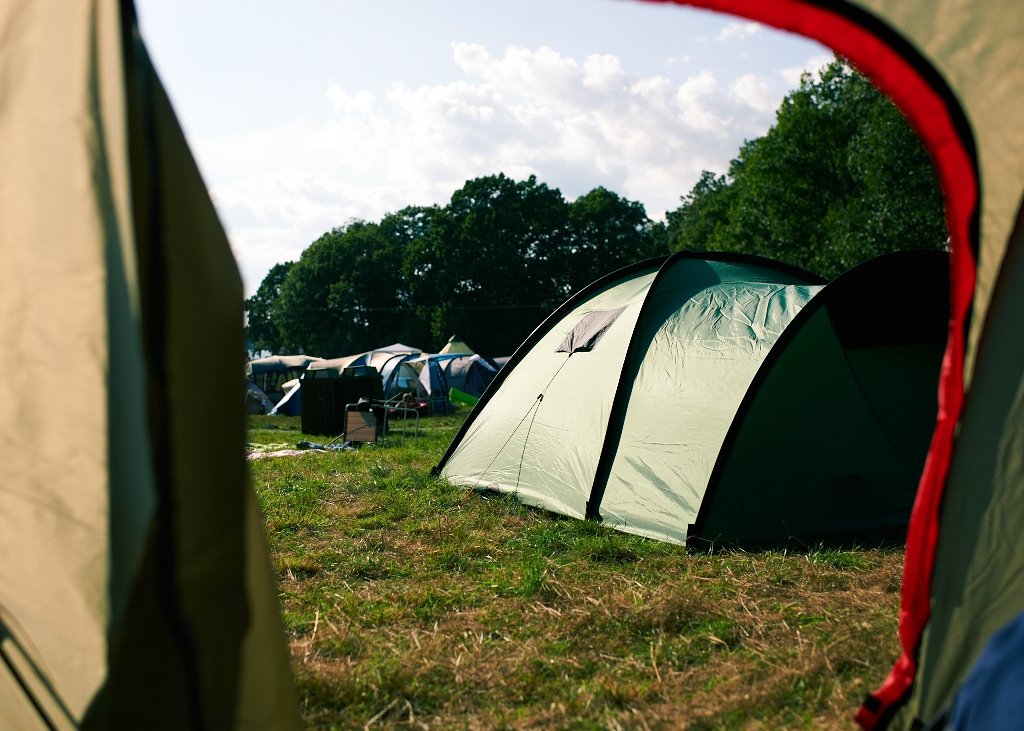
133, 0, 832, 297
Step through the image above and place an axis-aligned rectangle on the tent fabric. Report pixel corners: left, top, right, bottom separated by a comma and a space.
439, 335, 474, 355
0, 2, 300, 729
411, 355, 452, 397
438, 253, 821, 536
556, 307, 627, 353
945, 609, 1024, 731
308, 351, 427, 400
442, 355, 499, 399
635, 2, 1022, 728
372, 343, 421, 353
268, 380, 301, 416
438, 251, 946, 547
245, 354, 322, 376
689, 250, 948, 547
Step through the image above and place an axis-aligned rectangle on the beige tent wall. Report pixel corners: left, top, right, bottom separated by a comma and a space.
443, 267, 660, 517
0, 2, 300, 729
0, 0, 140, 721
896, 216, 1024, 726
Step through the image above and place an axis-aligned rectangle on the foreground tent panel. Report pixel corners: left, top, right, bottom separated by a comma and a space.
439, 251, 948, 547
894, 223, 1024, 727
0, 2, 300, 729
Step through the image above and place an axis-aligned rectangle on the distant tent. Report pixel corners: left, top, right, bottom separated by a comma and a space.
246, 380, 276, 414
0, 2, 300, 728
436, 251, 947, 546
407, 354, 455, 398
268, 379, 302, 416
246, 354, 323, 403
307, 351, 427, 400
441, 354, 499, 400
372, 342, 422, 354
439, 334, 474, 355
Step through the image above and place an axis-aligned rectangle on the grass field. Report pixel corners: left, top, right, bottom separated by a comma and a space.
248, 412, 903, 730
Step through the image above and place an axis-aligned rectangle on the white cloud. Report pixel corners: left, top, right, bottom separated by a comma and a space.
779, 53, 836, 86
664, 55, 691, 66
730, 74, 782, 114
203, 43, 789, 294
716, 22, 762, 42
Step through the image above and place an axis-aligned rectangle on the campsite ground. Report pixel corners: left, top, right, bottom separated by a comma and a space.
248, 413, 903, 730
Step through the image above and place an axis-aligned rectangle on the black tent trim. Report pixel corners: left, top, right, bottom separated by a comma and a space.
686, 249, 949, 549
586, 251, 826, 520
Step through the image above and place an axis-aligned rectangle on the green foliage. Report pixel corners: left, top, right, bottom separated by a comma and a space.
244, 261, 293, 355
665, 60, 947, 279
405, 174, 574, 355
249, 60, 947, 358
256, 175, 654, 358
272, 208, 438, 357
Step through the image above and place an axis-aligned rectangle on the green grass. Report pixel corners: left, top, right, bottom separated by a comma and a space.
250, 411, 902, 730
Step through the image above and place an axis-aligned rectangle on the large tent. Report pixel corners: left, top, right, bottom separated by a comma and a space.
441, 355, 499, 400
439, 335, 474, 355
307, 351, 428, 400
437, 251, 948, 546
0, 2, 299, 729
627, 2, 1024, 729
246, 354, 323, 403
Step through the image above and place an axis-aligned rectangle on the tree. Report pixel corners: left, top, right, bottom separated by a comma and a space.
568, 186, 654, 284
404, 174, 574, 355
272, 226, 351, 357
244, 261, 293, 355
661, 171, 733, 254
664, 60, 946, 279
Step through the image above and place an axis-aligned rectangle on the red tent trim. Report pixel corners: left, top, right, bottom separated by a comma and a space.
639, 1, 979, 727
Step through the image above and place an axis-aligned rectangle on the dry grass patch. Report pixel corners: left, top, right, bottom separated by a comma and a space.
250, 412, 902, 730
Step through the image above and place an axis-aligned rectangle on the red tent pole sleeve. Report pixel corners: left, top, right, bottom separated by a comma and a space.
638, 2, 979, 727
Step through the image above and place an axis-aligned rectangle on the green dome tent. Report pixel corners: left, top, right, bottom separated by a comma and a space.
436, 250, 948, 547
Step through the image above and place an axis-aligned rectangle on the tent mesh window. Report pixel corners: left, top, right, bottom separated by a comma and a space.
556, 307, 626, 353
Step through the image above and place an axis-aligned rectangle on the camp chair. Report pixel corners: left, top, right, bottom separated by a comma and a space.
382, 396, 421, 441
343, 401, 384, 444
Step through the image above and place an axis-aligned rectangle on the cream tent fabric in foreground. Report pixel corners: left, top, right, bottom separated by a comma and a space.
0, 2, 300, 729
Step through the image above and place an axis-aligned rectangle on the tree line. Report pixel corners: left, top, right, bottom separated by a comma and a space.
247, 60, 947, 358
